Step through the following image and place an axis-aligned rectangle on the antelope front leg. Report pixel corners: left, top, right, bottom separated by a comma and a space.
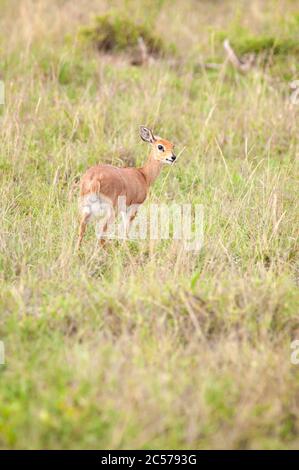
125, 207, 138, 239
96, 208, 115, 248
98, 221, 108, 247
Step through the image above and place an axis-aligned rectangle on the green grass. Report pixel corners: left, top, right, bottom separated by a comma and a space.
0, 0, 299, 449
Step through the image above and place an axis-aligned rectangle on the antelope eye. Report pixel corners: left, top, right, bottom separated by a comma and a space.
158, 144, 165, 151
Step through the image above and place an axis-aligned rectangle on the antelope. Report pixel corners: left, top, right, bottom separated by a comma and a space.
77, 126, 177, 249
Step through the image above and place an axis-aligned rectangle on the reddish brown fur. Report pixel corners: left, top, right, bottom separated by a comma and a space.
77, 128, 176, 248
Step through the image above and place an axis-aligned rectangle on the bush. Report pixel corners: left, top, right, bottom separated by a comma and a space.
80, 13, 167, 55
231, 35, 299, 56
216, 27, 299, 57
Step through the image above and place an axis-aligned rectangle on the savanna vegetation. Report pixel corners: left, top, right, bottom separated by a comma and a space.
0, 0, 298, 449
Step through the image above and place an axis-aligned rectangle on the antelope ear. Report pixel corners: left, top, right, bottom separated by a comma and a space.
139, 126, 156, 143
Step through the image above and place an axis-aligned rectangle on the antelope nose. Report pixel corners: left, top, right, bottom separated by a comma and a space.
171, 154, 176, 162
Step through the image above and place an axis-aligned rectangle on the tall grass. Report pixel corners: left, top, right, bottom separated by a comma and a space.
0, 0, 298, 449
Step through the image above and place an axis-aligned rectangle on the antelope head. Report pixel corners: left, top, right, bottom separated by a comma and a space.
140, 126, 176, 165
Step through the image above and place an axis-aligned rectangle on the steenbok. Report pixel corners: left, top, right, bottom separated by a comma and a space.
77, 126, 176, 249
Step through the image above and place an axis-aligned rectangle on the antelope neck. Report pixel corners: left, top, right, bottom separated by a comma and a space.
138, 150, 163, 186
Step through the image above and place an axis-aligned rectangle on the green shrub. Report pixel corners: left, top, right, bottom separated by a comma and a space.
80, 12, 167, 55
216, 27, 299, 56
231, 35, 299, 56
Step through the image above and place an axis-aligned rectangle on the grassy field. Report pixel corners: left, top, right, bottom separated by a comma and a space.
0, 0, 299, 449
